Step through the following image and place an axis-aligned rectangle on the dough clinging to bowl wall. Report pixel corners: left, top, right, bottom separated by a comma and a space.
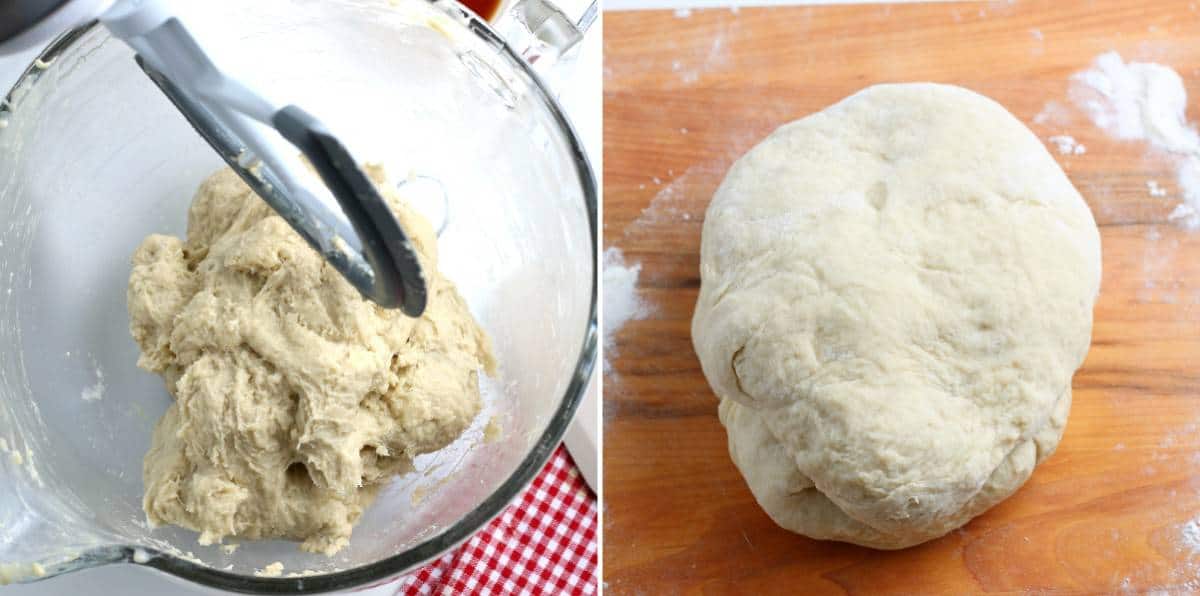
691, 84, 1101, 549
129, 165, 496, 555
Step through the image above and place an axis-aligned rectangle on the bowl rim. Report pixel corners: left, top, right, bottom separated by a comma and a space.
0, 1, 599, 592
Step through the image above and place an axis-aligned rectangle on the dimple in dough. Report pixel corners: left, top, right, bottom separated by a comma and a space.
128, 165, 495, 555
692, 84, 1101, 549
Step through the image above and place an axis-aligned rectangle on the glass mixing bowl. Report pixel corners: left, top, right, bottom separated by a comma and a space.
0, 0, 597, 592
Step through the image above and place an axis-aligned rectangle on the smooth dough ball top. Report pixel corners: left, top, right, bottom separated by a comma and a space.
692, 84, 1101, 549
128, 166, 495, 555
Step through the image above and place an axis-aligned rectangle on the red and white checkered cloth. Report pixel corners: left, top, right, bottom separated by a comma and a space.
393, 445, 598, 595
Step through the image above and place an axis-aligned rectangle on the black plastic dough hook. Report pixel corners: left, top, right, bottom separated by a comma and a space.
135, 54, 427, 317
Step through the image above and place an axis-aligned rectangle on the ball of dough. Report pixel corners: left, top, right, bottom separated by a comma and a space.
691, 84, 1101, 549
129, 166, 495, 554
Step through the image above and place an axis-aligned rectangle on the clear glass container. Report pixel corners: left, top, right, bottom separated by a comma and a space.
0, 0, 597, 591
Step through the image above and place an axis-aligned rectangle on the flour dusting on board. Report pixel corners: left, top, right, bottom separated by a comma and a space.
1034, 100, 1073, 126
1068, 51, 1200, 229
1148, 180, 1168, 197
1070, 51, 1198, 151
604, 168, 713, 375
636, 167, 701, 225
672, 20, 730, 85
1048, 135, 1086, 155
603, 248, 646, 373
1182, 516, 1200, 553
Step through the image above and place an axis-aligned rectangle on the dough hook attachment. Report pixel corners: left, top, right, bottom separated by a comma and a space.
2, 0, 428, 315
106, 1, 427, 316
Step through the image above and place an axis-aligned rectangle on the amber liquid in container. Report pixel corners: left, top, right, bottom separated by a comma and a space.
459, 0, 503, 21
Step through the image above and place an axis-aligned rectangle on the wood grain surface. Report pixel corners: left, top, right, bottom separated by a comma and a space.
602, 1, 1200, 593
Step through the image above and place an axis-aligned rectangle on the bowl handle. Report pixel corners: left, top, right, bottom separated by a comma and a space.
492, 0, 596, 81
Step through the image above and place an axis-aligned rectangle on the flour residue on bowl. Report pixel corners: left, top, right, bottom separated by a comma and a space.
254, 561, 284, 577
80, 364, 105, 402
482, 416, 502, 443
1066, 51, 1200, 229
410, 472, 455, 507
0, 434, 43, 488
0, 562, 45, 586
1, 437, 19, 466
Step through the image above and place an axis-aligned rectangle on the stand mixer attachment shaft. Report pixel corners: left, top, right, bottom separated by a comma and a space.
4, 0, 429, 315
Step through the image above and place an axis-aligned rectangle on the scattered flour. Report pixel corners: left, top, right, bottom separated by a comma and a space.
1148, 180, 1169, 197
670, 22, 730, 84
1170, 202, 1196, 224
604, 168, 712, 375
81, 365, 105, 402
1183, 516, 1200, 553
1070, 51, 1198, 151
1029, 28, 1044, 41
602, 248, 646, 373
635, 168, 699, 226
674, 7, 692, 18
1033, 100, 1073, 126
1069, 51, 1200, 228
1048, 135, 1087, 155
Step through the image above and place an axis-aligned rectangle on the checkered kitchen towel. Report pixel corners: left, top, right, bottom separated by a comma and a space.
394, 445, 598, 595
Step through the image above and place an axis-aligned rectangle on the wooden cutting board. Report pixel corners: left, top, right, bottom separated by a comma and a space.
602, 1, 1200, 593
